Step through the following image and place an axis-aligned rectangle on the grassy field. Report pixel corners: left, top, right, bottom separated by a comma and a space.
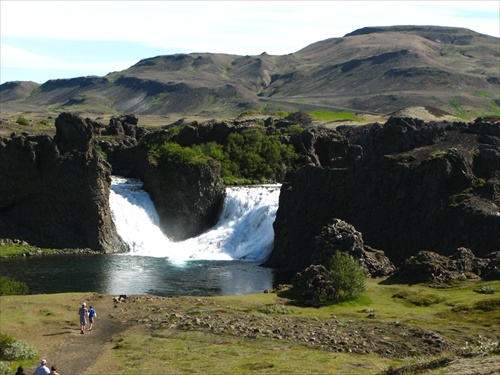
0, 277, 498, 374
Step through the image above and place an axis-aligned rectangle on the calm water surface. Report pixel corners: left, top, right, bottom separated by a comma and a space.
0, 255, 275, 296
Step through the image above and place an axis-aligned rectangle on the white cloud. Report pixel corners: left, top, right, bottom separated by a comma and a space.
1, 1, 498, 83
1, 43, 60, 69
2, 1, 499, 55
1, 43, 137, 73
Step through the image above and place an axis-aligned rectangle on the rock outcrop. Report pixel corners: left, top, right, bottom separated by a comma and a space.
142, 157, 225, 241
266, 117, 500, 276
0, 112, 126, 252
312, 218, 395, 277
97, 118, 227, 242
393, 248, 499, 283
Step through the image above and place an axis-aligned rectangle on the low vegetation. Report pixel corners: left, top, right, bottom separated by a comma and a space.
0, 331, 37, 375
0, 278, 498, 374
308, 110, 362, 122
0, 276, 29, 296
292, 251, 366, 306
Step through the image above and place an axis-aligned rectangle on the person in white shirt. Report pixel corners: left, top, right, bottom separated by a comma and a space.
33, 359, 50, 375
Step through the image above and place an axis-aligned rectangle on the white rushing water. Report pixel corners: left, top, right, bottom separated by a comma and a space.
109, 176, 281, 264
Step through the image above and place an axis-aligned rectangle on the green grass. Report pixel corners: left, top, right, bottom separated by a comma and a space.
0, 277, 498, 374
94, 327, 394, 374
474, 90, 493, 97
308, 110, 362, 122
0, 244, 60, 257
450, 99, 469, 120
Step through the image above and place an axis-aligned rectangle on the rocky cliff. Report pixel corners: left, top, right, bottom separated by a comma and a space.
265, 117, 499, 274
96, 116, 226, 241
0, 112, 126, 252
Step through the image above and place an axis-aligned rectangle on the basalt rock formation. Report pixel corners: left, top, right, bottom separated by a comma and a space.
266, 117, 500, 277
96, 116, 226, 241
0, 112, 126, 252
141, 157, 225, 241
392, 248, 499, 283
312, 218, 396, 278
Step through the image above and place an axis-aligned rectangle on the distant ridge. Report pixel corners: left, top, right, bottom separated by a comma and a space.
1, 25, 498, 118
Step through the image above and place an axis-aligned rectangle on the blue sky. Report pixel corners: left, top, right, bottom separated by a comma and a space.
1, 1, 499, 84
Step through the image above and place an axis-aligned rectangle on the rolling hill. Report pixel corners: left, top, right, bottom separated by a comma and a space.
1, 25, 499, 119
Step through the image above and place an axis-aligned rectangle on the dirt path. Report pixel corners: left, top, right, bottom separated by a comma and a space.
24, 297, 123, 375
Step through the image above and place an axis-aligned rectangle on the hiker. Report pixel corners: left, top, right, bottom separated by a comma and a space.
15, 365, 26, 375
33, 359, 50, 375
88, 305, 97, 331
49, 365, 60, 375
79, 302, 89, 334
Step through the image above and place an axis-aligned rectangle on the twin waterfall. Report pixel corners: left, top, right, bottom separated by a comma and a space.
109, 176, 281, 264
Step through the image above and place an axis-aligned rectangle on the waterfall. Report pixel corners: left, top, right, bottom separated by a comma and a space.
109, 176, 281, 264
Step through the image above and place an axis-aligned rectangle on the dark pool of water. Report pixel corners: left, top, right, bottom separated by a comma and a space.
0, 254, 276, 296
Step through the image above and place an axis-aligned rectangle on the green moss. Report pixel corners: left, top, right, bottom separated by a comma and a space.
428, 150, 448, 160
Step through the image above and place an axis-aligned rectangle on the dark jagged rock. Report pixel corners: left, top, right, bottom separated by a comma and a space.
99, 118, 227, 241
392, 247, 495, 283
142, 158, 225, 241
54, 112, 92, 153
266, 117, 500, 278
370, 116, 445, 156
0, 112, 126, 252
292, 264, 338, 306
312, 218, 395, 277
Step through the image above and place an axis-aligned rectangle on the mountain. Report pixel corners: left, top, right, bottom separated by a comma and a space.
1, 25, 499, 118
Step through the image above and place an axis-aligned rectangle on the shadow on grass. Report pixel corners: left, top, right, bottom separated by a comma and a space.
43, 331, 72, 336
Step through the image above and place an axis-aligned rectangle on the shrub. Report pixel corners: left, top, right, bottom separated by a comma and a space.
0, 331, 37, 361
0, 333, 14, 358
292, 252, 365, 306
0, 361, 10, 375
474, 285, 496, 294
257, 304, 292, 315
282, 125, 304, 135
140, 126, 301, 185
15, 116, 30, 126
154, 142, 209, 170
0, 276, 29, 296
224, 129, 298, 182
460, 335, 499, 357
2, 340, 37, 360
327, 251, 366, 302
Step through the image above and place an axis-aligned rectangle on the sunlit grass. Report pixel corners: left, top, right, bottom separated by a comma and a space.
308, 110, 362, 122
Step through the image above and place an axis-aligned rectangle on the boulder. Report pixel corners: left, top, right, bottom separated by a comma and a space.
292, 264, 338, 306
54, 112, 92, 153
312, 218, 395, 277
393, 248, 495, 283
142, 157, 225, 241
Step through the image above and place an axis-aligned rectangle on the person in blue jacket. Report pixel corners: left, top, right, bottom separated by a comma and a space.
88, 305, 97, 331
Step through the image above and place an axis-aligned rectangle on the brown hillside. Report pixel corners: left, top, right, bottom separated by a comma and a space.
0, 25, 498, 118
